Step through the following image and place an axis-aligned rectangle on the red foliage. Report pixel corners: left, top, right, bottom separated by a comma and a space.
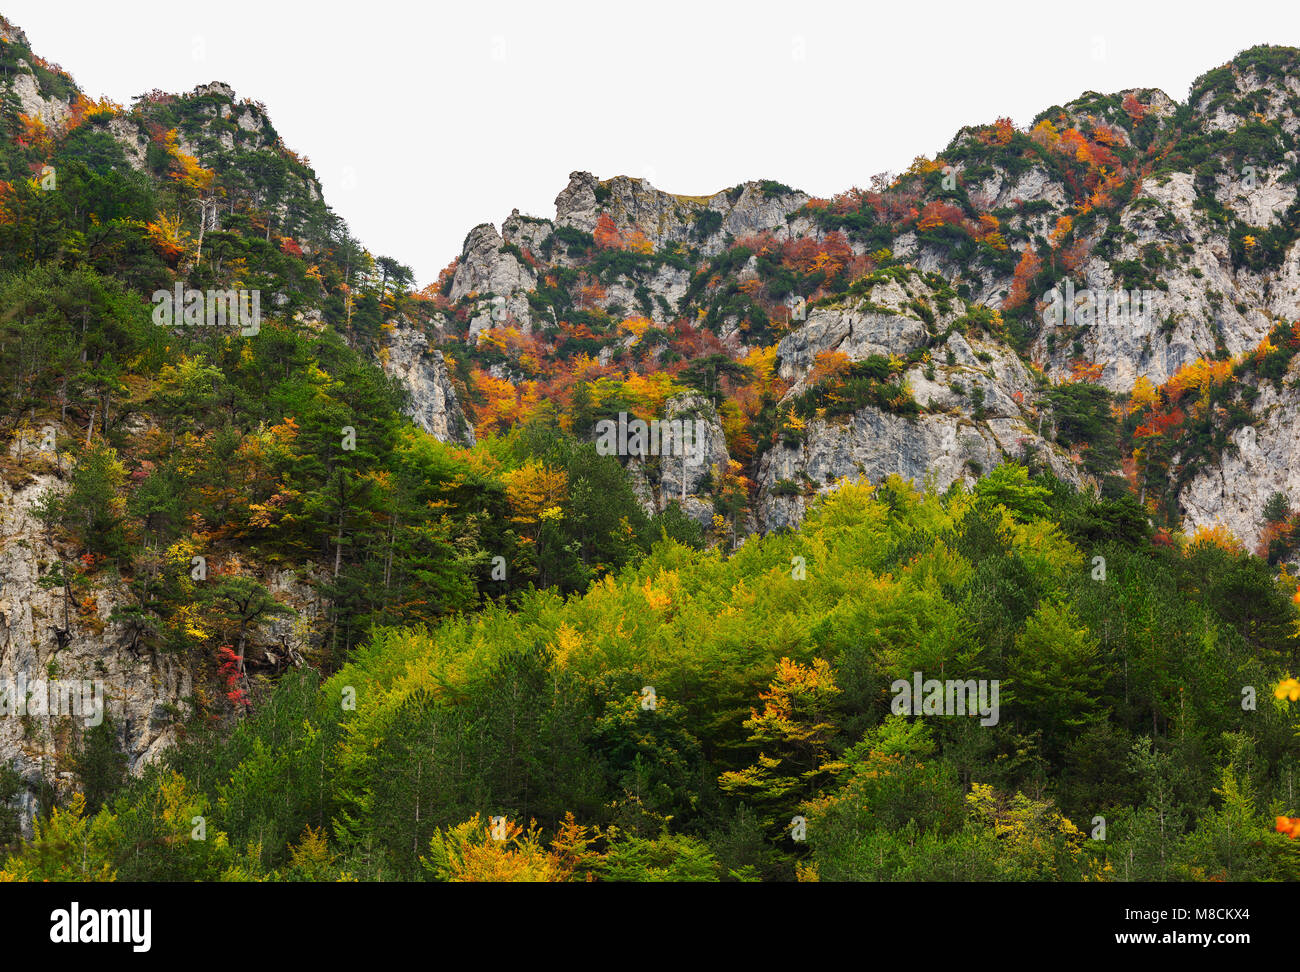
780, 231, 852, 277
1004, 245, 1042, 310
217, 646, 251, 709
576, 277, 607, 309
831, 188, 868, 214
733, 232, 780, 256
1257, 520, 1293, 559
865, 185, 921, 226
669, 320, 726, 361
1069, 359, 1105, 382
1085, 138, 1120, 171
1122, 93, 1148, 124
594, 214, 623, 250
916, 201, 968, 233
1133, 407, 1185, 439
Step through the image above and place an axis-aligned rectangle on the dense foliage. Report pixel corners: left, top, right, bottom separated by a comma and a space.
6, 20, 1300, 882
7, 475, 1300, 881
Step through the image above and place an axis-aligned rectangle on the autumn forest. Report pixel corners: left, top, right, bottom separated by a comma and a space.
2, 16, 1300, 890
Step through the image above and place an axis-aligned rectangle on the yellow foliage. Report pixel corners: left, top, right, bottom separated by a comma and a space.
503, 460, 568, 527
966, 783, 1090, 880
145, 211, 192, 261
422, 814, 571, 882
473, 370, 541, 438
1188, 523, 1243, 553
161, 129, 215, 191
0, 793, 117, 882
795, 861, 820, 882
808, 350, 851, 386
641, 570, 679, 612
741, 345, 778, 387
625, 230, 654, 255
1048, 215, 1073, 248
1029, 119, 1060, 151
1126, 375, 1159, 416
618, 316, 653, 339
550, 622, 583, 669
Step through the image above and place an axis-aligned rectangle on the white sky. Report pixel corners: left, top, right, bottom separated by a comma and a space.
7, 0, 1300, 285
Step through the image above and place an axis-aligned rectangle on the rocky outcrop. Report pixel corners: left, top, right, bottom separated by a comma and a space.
756, 407, 1075, 533
623, 393, 732, 530
0, 31, 73, 133
1179, 361, 1300, 552
555, 170, 809, 256
416, 170, 811, 339
0, 427, 328, 836
1027, 171, 1278, 393
447, 171, 812, 346
9, 70, 70, 130
0, 450, 190, 836
382, 325, 476, 446
449, 223, 537, 337
773, 273, 940, 385
755, 272, 1085, 531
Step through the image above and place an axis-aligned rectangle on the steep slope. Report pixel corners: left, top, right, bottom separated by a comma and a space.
6, 10, 1300, 839
0, 18, 487, 829
424, 46, 1300, 549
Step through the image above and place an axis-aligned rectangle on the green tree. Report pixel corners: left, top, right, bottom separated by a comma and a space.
1008, 601, 1105, 752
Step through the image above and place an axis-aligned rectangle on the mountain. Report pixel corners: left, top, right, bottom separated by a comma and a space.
424, 48, 1300, 550
3, 15, 1300, 882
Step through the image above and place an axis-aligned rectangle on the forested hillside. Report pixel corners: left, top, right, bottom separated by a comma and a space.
3, 14, 1300, 881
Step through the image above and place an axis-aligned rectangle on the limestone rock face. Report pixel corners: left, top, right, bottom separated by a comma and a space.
1025, 171, 1276, 393
1, 430, 326, 836
450, 223, 537, 337
382, 325, 476, 446
756, 408, 1076, 533
0, 18, 28, 44
452, 171, 811, 348
623, 393, 732, 530
107, 117, 149, 170
555, 171, 809, 255
774, 294, 930, 385
10, 70, 69, 129
0, 458, 189, 836
1180, 363, 1300, 552
754, 272, 1083, 532
554, 171, 601, 233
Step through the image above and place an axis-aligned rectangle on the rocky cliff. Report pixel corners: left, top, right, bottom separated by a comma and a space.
425, 48, 1300, 552
9, 12, 1300, 830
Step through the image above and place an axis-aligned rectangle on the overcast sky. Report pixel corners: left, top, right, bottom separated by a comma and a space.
8, 0, 1299, 285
